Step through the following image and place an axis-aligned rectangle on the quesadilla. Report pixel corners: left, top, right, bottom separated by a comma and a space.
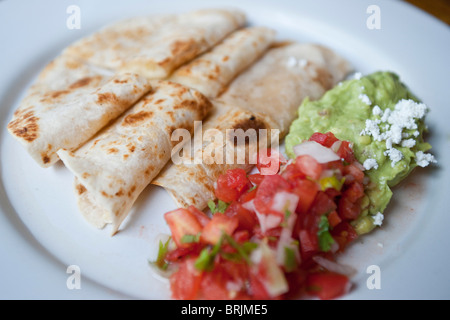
57, 81, 212, 233
63, 9, 247, 79
170, 26, 276, 99
153, 43, 352, 210
7, 55, 152, 167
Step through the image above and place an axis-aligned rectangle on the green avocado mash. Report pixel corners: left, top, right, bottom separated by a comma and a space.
285, 71, 433, 235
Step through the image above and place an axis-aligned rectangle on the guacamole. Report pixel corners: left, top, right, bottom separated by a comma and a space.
285, 72, 434, 235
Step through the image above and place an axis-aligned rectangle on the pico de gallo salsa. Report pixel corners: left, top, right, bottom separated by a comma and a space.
153, 132, 367, 300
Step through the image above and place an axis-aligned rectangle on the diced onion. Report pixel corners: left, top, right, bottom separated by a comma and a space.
312, 256, 357, 277
242, 200, 282, 233
270, 191, 299, 215
293, 141, 340, 163
331, 141, 342, 153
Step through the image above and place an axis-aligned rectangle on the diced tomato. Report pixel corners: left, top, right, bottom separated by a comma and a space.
238, 187, 257, 204
295, 155, 322, 180
187, 205, 211, 227
327, 210, 342, 228
324, 188, 341, 200
253, 174, 290, 215
299, 229, 319, 261
309, 132, 339, 148
331, 222, 358, 252
164, 208, 203, 248
257, 148, 286, 176
344, 182, 365, 202
225, 202, 258, 233
343, 163, 365, 184
306, 272, 349, 300
322, 159, 345, 173
280, 161, 306, 181
337, 197, 361, 220
215, 169, 252, 203
201, 214, 239, 245
309, 192, 337, 217
170, 258, 203, 300
292, 179, 319, 214
165, 244, 203, 262
336, 141, 356, 163
233, 230, 251, 244
248, 173, 265, 185
248, 269, 272, 300
199, 260, 250, 300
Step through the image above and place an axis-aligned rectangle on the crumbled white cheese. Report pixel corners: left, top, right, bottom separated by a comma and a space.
415, 151, 437, 167
359, 93, 372, 105
372, 105, 382, 116
286, 56, 298, 68
401, 139, 416, 148
384, 148, 404, 167
363, 158, 379, 170
360, 119, 381, 139
353, 72, 362, 80
287, 57, 307, 68
373, 212, 384, 226
360, 99, 432, 168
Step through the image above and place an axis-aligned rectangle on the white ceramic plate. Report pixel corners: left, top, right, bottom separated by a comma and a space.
1, 0, 449, 300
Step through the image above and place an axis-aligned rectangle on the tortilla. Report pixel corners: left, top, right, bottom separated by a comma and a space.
7, 55, 152, 167
169, 26, 276, 99
217, 43, 353, 137
63, 9, 247, 79
57, 81, 212, 233
153, 43, 352, 210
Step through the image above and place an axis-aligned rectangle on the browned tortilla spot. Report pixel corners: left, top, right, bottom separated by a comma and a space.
143, 96, 154, 104
97, 92, 119, 104
101, 191, 111, 198
82, 172, 90, 179
69, 77, 94, 89
76, 184, 87, 195
222, 56, 230, 62
128, 185, 136, 197
232, 116, 267, 132
122, 111, 154, 126
50, 90, 70, 99
8, 111, 40, 142
114, 78, 129, 84
169, 39, 198, 61
65, 59, 84, 70
128, 144, 136, 153
115, 189, 124, 197
227, 116, 268, 146
41, 154, 50, 164
166, 111, 175, 121
108, 148, 119, 154
155, 99, 165, 105
123, 154, 129, 160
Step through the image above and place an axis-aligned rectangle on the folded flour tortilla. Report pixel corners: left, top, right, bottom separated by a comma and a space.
64, 9, 246, 79
170, 26, 276, 99
153, 43, 352, 209
57, 81, 212, 233
7, 55, 152, 167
